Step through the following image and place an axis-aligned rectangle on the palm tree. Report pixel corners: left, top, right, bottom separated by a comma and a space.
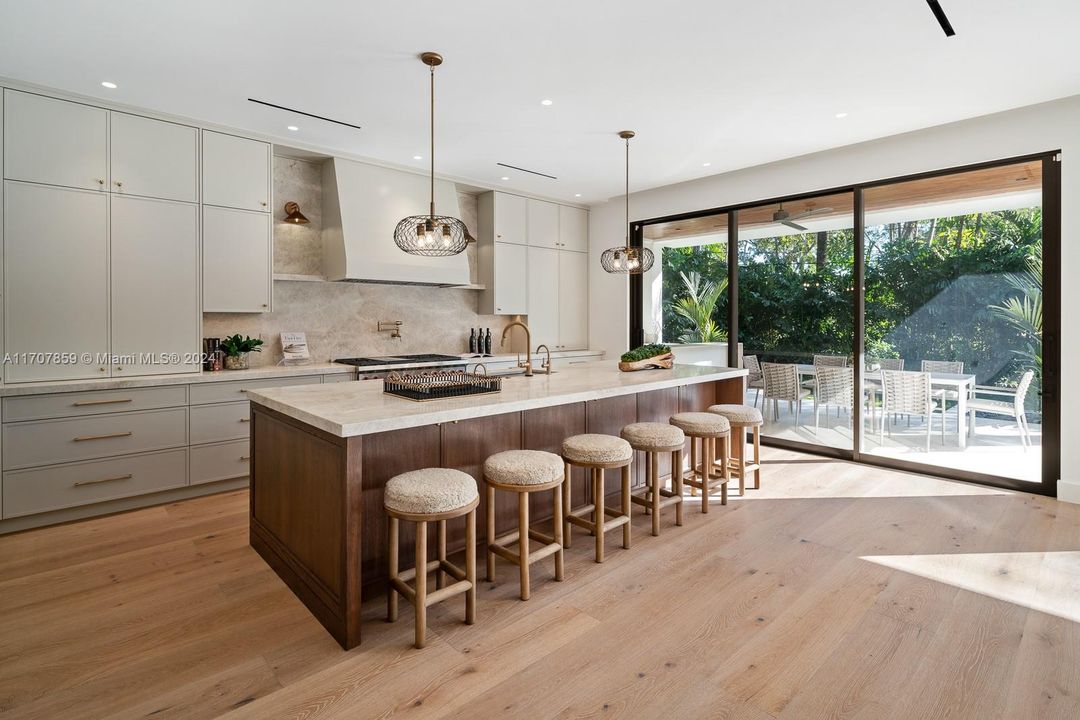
673, 271, 727, 343
990, 240, 1042, 379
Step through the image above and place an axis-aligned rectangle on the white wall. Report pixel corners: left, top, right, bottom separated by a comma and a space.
589, 94, 1080, 499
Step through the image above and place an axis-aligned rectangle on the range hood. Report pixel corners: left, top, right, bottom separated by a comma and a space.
321, 158, 471, 286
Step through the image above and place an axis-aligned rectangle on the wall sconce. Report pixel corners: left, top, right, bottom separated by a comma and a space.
283, 202, 310, 224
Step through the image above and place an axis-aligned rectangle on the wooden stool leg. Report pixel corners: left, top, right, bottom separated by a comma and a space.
735, 430, 746, 495
436, 519, 447, 590
622, 464, 632, 549
673, 448, 684, 526
485, 484, 496, 582
553, 484, 565, 582
643, 451, 651, 515
387, 516, 399, 622
701, 438, 711, 514
414, 520, 427, 649
689, 436, 698, 496
722, 434, 730, 506
753, 426, 761, 489
594, 468, 605, 563
650, 452, 660, 537
518, 491, 530, 600
465, 509, 476, 624
562, 463, 572, 549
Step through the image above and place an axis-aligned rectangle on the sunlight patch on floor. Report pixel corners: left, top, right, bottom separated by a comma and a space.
861, 551, 1080, 622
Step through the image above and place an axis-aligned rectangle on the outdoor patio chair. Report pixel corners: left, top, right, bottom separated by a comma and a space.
880, 370, 945, 452
967, 370, 1036, 449
762, 362, 811, 425
744, 355, 765, 408
804, 354, 849, 392
813, 366, 854, 432
922, 359, 965, 430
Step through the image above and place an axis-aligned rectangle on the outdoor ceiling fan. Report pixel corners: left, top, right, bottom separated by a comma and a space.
772, 202, 833, 232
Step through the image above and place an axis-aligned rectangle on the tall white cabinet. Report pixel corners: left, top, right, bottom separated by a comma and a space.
479, 191, 589, 350
2, 88, 208, 382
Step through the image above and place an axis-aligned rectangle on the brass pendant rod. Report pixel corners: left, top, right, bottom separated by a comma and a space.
429, 62, 436, 219
625, 135, 630, 244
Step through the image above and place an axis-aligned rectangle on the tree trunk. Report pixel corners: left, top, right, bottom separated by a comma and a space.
955, 216, 966, 250
926, 218, 937, 247
816, 231, 827, 270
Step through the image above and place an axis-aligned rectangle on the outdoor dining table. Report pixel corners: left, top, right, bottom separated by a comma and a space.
795, 364, 977, 448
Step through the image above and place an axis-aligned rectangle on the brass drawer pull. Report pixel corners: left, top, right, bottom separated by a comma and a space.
74, 473, 133, 487
240, 455, 251, 461
72, 398, 133, 407
239, 417, 250, 422
73, 431, 133, 442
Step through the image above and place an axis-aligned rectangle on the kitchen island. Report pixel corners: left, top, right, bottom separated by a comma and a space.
245, 361, 746, 649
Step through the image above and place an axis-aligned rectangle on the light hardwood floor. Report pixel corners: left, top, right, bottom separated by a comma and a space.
2, 447, 1079, 719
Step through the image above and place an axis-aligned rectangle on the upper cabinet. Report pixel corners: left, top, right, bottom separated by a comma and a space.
559, 205, 589, 252
110, 112, 198, 203
526, 198, 559, 249
3, 90, 108, 192
201, 130, 270, 212
202, 206, 272, 313
493, 192, 527, 244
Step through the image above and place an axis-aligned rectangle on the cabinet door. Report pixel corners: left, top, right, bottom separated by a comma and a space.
493, 242, 528, 315
203, 205, 272, 312
558, 250, 589, 350
526, 246, 558, 347
203, 205, 272, 313
559, 205, 589, 253
111, 195, 199, 375
3, 182, 109, 381
494, 192, 527, 244
526, 198, 559, 248
3, 90, 108, 192
201, 130, 270, 212
111, 112, 198, 203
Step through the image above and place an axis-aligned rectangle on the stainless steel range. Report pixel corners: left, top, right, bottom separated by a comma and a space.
333, 353, 468, 380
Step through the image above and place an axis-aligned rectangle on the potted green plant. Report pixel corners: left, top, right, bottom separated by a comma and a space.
220, 334, 264, 370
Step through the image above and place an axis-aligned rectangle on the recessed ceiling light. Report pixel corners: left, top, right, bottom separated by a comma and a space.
287, 125, 299, 132
574, 193, 582, 197
413, 155, 423, 160
702, 162, 711, 167
540, 99, 553, 106
500, 176, 510, 181
835, 112, 849, 118
101, 81, 117, 89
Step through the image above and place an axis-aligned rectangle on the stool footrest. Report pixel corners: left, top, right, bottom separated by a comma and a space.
488, 539, 562, 566
424, 579, 473, 607
398, 559, 442, 583
630, 493, 683, 510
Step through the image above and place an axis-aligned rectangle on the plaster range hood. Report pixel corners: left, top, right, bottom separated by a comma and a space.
321, 157, 471, 286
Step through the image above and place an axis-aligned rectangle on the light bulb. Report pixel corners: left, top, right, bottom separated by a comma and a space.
441, 225, 452, 247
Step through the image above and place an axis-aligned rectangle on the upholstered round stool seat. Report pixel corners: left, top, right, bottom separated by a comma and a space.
484, 450, 564, 486
707, 404, 764, 426
669, 412, 731, 436
384, 468, 479, 516
562, 434, 633, 465
621, 422, 685, 451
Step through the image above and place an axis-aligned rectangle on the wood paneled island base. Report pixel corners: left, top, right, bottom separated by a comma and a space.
247, 365, 745, 649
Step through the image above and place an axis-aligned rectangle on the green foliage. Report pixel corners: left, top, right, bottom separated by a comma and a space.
990, 240, 1042, 378
672, 272, 728, 343
621, 344, 671, 363
220, 334, 264, 357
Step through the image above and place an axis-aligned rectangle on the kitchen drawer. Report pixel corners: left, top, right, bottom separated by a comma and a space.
3, 407, 188, 470
189, 401, 250, 445
322, 372, 356, 384
2, 448, 188, 518
188, 375, 322, 405
189, 439, 249, 486
2, 385, 187, 423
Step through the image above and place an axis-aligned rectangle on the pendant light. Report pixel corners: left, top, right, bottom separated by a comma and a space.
600, 130, 654, 274
394, 52, 470, 256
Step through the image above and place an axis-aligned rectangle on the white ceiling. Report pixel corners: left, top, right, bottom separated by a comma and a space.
1, 0, 1078, 204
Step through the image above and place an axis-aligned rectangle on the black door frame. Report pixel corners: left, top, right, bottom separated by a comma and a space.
629, 151, 1061, 496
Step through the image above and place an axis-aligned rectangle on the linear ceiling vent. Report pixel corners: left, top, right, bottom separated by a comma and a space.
247, 98, 363, 130
496, 162, 558, 180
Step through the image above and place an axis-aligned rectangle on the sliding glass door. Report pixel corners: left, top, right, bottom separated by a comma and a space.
630, 152, 1059, 494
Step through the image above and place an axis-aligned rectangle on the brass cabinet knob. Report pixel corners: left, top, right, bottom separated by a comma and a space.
96, 179, 105, 186
260, 201, 267, 207
116, 366, 123, 372
99, 367, 106, 372
115, 181, 123, 188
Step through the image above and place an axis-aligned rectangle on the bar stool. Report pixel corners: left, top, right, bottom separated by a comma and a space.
483, 450, 566, 600
561, 434, 633, 562
385, 468, 479, 649
708, 404, 763, 494
620, 422, 685, 536
669, 412, 731, 513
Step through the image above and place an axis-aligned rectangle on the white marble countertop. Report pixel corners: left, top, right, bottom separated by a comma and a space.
0, 362, 356, 397
246, 361, 746, 438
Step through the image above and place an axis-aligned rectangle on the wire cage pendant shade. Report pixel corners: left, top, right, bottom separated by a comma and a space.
394, 51, 470, 257
602, 130, 654, 275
